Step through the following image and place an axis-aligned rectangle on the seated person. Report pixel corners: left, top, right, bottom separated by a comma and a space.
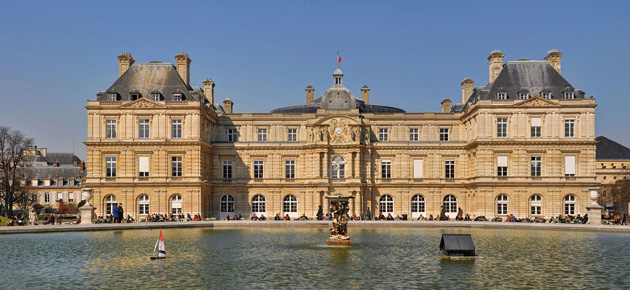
259, 214, 266, 220
428, 214, 434, 221
402, 213, 408, 220
251, 213, 258, 221
464, 214, 471, 221
386, 213, 394, 220
284, 214, 290, 220
299, 213, 308, 220
274, 213, 282, 220
417, 214, 424, 220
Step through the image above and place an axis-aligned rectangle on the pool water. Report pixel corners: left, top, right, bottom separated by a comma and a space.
1, 227, 628, 288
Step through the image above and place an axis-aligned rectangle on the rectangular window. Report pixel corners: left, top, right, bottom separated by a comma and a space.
445, 160, 455, 179
541, 92, 551, 99
139, 119, 150, 139
152, 94, 160, 101
171, 156, 182, 177
409, 128, 419, 142
171, 119, 182, 139
381, 160, 391, 179
228, 129, 238, 142
106, 157, 117, 177
44, 193, 50, 204
257, 129, 267, 142
254, 160, 264, 179
379, 128, 389, 141
174, 94, 182, 101
413, 159, 423, 178
497, 118, 508, 138
519, 92, 530, 99
31, 179, 38, 187
106, 119, 117, 139
68, 179, 74, 186
68, 193, 75, 203
497, 156, 508, 177
440, 128, 449, 142
497, 92, 507, 100
285, 160, 295, 179
107, 93, 117, 101
222, 160, 233, 179
287, 128, 297, 142
44, 179, 50, 186
565, 156, 576, 177
531, 156, 541, 177
139, 156, 149, 177
564, 92, 575, 99
531, 117, 542, 138
564, 119, 575, 138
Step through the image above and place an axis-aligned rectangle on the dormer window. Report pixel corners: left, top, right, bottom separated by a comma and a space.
541, 91, 551, 99
563, 91, 575, 99
130, 94, 140, 101
173, 94, 183, 101
152, 94, 161, 101
496, 92, 507, 100
518, 91, 530, 100
107, 93, 117, 101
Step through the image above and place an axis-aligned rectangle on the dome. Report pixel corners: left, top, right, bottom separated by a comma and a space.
320, 87, 355, 109
333, 67, 343, 76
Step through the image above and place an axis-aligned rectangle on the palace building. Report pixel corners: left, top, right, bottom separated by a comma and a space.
85, 50, 598, 220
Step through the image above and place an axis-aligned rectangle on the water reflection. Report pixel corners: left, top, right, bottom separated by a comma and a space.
1, 228, 629, 288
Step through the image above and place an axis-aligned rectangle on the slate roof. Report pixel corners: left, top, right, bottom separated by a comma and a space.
97, 62, 207, 103
453, 60, 585, 112
270, 67, 405, 114
596, 136, 630, 160
28, 167, 85, 181
46, 153, 81, 165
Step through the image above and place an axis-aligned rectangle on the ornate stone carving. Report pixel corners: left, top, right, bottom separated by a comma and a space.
326, 195, 354, 246
328, 118, 350, 143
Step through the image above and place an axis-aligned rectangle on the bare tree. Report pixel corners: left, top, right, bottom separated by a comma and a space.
0, 126, 34, 217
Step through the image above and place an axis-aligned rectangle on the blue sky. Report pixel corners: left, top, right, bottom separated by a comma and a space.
1, 1, 629, 160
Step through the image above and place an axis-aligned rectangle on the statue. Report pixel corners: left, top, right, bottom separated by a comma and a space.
363, 128, 370, 144
307, 128, 313, 142
326, 195, 354, 246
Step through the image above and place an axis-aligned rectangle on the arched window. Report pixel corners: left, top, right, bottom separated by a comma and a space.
497, 194, 508, 215
252, 194, 266, 214
283, 194, 298, 218
220, 195, 235, 218
530, 195, 542, 215
138, 195, 149, 215
564, 195, 576, 215
171, 194, 182, 214
379, 194, 394, 214
443, 195, 458, 218
105, 195, 117, 215
331, 156, 345, 178
411, 194, 426, 219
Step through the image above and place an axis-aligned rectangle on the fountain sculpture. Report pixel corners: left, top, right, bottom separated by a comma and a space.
326, 195, 354, 246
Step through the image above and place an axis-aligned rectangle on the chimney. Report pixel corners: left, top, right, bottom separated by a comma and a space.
73, 161, 78, 167
223, 98, 234, 114
117, 52, 135, 77
203, 78, 215, 105
175, 52, 191, 85
361, 85, 370, 104
544, 49, 562, 75
488, 49, 504, 84
460, 78, 474, 104
80, 161, 85, 171
305, 85, 314, 105
441, 98, 452, 113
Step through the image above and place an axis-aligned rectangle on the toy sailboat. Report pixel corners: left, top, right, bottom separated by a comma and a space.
151, 229, 166, 260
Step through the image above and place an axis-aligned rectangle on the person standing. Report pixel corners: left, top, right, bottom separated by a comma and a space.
29, 208, 37, 225
117, 204, 124, 223
316, 205, 323, 220
366, 207, 372, 220
112, 203, 119, 224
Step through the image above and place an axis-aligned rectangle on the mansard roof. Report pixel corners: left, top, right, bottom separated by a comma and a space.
97, 62, 207, 103
453, 60, 586, 112
596, 136, 630, 160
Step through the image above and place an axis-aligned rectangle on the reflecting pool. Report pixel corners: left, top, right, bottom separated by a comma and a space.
1, 227, 629, 288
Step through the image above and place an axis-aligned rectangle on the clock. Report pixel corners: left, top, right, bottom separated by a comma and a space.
335, 127, 343, 134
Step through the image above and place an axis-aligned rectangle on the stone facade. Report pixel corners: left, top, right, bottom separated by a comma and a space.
85, 51, 599, 220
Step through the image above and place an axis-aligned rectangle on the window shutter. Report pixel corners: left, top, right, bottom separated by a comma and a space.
139, 156, 149, 173
531, 117, 542, 127
497, 156, 508, 167
565, 156, 576, 175
413, 160, 423, 178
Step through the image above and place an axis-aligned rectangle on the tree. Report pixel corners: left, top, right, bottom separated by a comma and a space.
0, 126, 34, 218
599, 169, 630, 208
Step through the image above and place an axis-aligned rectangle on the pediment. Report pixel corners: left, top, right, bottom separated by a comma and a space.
514, 96, 560, 107
120, 98, 166, 109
